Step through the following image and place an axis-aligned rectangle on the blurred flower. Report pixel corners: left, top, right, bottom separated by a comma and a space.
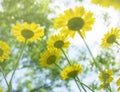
47, 33, 70, 50
61, 64, 82, 80
12, 22, 44, 42
0, 87, 3, 92
99, 69, 113, 89
91, 0, 120, 9
54, 6, 95, 38
39, 48, 61, 67
101, 28, 120, 48
99, 83, 110, 89
0, 41, 10, 62
116, 77, 120, 91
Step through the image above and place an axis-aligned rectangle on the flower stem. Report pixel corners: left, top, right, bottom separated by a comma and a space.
76, 77, 87, 92
76, 76, 94, 92
54, 63, 63, 71
108, 85, 112, 92
115, 41, 120, 46
0, 66, 9, 87
74, 77, 82, 92
78, 31, 101, 71
60, 48, 72, 65
8, 40, 27, 92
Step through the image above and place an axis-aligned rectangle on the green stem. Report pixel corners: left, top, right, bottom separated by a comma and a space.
78, 31, 101, 71
8, 40, 27, 92
0, 66, 9, 87
115, 41, 120, 46
108, 85, 112, 92
76, 76, 94, 92
76, 77, 87, 92
54, 63, 63, 71
74, 77, 82, 92
60, 48, 72, 65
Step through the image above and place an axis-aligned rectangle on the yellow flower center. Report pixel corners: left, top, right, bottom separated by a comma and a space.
107, 34, 116, 44
0, 48, 3, 56
21, 29, 34, 39
47, 55, 56, 64
67, 17, 84, 31
68, 70, 78, 78
54, 40, 64, 49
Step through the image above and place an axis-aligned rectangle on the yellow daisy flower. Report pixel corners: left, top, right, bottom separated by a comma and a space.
60, 64, 83, 80
91, 0, 120, 9
0, 41, 10, 62
116, 77, 120, 86
117, 87, 120, 91
47, 33, 70, 50
116, 77, 120, 91
39, 48, 61, 67
54, 6, 95, 38
101, 28, 120, 48
0, 87, 3, 92
99, 69, 113, 83
12, 22, 44, 42
99, 83, 110, 89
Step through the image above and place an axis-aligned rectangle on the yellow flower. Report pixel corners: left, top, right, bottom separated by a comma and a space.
116, 78, 120, 86
101, 28, 120, 48
60, 64, 82, 80
91, 0, 120, 9
0, 41, 10, 62
0, 87, 3, 92
39, 48, 61, 67
12, 22, 44, 42
54, 6, 95, 38
117, 87, 120, 91
99, 83, 110, 89
47, 33, 70, 50
99, 69, 113, 83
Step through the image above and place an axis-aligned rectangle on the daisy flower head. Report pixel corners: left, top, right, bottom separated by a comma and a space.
116, 77, 120, 91
0, 87, 3, 92
0, 40, 10, 63
47, 33, 70, 50
91, 0, 120, 10
54, 6, 95, 38
60, 64, 83, 80
101, 28, 120, 48
39, 48, 61, 67
12, 22, 44, 43
99, 69, 113, 83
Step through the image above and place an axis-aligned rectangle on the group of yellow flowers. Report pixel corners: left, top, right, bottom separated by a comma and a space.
0, 0, 120, 92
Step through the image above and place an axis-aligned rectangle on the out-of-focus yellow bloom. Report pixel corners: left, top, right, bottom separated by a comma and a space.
99, 69, 113, 89
12, 22, 44, 42
99, 69, 113, 83
91, 0, 120, 9
101, 28, 120, 48
0, 41, 10, 62
61, 64, 82, 80
54, 6, 95, 38
116, 77, 120, 91
0, 87, 3, 92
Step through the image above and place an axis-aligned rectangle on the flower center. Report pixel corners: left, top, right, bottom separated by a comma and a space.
67, 17, 84, 31
21, 29, 34, 39
54, 40, 64, 49
68, 70, 78, 78
107, 34, 116, 44
47, 55, 56, 64
0, 49, 3, 57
